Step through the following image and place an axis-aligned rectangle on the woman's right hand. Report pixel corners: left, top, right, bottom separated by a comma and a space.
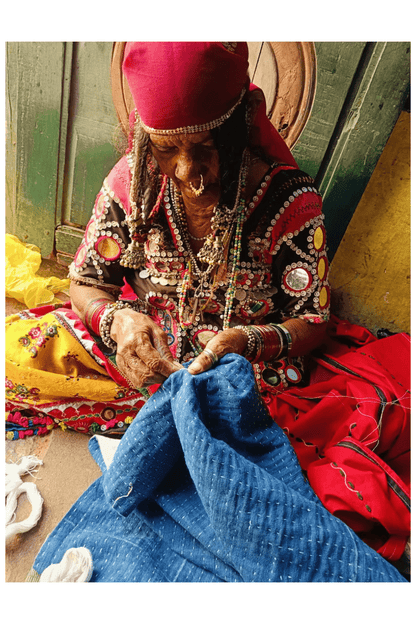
110, 308, 183, 387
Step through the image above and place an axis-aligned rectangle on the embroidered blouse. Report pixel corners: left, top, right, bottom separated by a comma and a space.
69, 161, 330, 393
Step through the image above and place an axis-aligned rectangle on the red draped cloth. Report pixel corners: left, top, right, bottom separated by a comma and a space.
266, 316, 410, 561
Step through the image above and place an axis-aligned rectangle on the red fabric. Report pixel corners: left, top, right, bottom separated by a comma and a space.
122, 42, 298, 169
106, 156, 132, 214
123, 42, 249, 131
267, 316, 410, 561
248, 84, 298, 167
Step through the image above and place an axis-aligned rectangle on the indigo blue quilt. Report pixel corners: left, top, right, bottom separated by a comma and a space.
33, 354, 405, 582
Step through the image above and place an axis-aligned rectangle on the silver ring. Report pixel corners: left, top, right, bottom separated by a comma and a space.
204, 347, 218, 366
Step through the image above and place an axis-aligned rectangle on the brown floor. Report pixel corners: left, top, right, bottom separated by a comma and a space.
5, 259, 102, 582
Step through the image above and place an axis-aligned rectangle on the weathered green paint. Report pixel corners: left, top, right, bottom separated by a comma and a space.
25, 109, 61, 208
55, 43, 74, 222
14, 108, 62, 252
60, 42, 120, 230
66, 138, 119, 227
55, 225, 84, 256
5, 43, 19, 232
6, 42, 65, 256
315, 42, 410, 258
293, 42, 366, 177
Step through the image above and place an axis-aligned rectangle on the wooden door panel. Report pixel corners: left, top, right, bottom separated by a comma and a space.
293, 41, 366, 177
55, 42, 120, 262
61, 42, 119, 223
248, 42, 277, 115
6, 42, 66, 257
62, 126, 120, 227
315, 42, 410, 257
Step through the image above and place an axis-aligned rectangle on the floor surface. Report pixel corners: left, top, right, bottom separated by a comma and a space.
5, 259, 102, 582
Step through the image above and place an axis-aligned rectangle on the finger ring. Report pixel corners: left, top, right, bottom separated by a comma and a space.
204, 347, 218, 366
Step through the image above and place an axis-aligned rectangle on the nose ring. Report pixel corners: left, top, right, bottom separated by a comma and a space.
189, 174, 205, 198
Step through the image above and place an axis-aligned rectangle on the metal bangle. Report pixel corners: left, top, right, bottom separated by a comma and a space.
204, 347, 219, 366
85, 298, 113, 335
271, 323, 292, 355
84, 297, 112, 330
259, 325, 282, 361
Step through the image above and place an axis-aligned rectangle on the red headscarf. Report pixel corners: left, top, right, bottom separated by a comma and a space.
122, 42, 297, 168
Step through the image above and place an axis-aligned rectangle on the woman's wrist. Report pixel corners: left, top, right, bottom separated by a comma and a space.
99, 300, 147, 350
250, 325, 284, 363
235, 323, 292, 363
234, 326, 256, 360
84, 297, 113, 335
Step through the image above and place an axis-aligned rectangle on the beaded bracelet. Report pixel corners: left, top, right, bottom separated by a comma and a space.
84, 297, 113, 335
99, 300, 145, 350
234, 325, 256, 360
250, 326, 265, 362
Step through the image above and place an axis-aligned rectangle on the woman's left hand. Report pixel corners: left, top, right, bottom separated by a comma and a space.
187, 328, 248, 375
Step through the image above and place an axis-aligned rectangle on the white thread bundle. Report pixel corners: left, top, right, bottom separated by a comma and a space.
5, 456, 44, 541
39, 547, 93, 582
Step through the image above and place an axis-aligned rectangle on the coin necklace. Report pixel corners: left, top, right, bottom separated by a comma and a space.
172, 147, 250, 330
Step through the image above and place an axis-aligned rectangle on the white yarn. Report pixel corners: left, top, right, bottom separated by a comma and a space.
39, 547, 93, 582
5, 455, 44, 541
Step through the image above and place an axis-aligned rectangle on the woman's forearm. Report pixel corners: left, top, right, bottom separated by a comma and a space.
69, 281, 115, 327
279, 318, 327, 357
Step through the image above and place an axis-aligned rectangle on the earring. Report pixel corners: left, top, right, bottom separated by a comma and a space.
189, 174, 205, 198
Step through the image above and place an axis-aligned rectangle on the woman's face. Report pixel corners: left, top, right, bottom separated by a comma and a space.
148, 130, 221, 207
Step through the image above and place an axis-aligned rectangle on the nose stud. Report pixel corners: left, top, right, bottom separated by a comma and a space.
189, 174, 205, 198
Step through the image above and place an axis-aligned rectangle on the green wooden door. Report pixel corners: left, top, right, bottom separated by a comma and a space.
6, 42, 67, 257
54, 42, 121, 261
6, 42, 410, 263
6, 42, 120, 263
296, 42, 410, 255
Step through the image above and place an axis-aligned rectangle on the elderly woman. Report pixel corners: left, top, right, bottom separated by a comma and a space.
6, 42, 329, 435
6, 43, 409, 572
71, 44, 328, 387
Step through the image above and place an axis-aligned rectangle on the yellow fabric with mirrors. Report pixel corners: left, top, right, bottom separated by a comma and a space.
5, 305, 148, 438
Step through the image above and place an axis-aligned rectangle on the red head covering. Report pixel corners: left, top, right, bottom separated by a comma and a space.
122, 42, 297, 167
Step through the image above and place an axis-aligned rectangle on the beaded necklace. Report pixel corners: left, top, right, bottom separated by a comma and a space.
173, 148, 250, 331
222, 149, 250, 329
172, 183, 219, 326
187, 231, 207, 242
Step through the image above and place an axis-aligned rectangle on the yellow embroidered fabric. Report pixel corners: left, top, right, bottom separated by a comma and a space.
6, 309, 147, 437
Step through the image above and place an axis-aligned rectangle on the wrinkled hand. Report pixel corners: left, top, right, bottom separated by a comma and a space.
110, 308, 183, 387
187, 328, 248, 375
